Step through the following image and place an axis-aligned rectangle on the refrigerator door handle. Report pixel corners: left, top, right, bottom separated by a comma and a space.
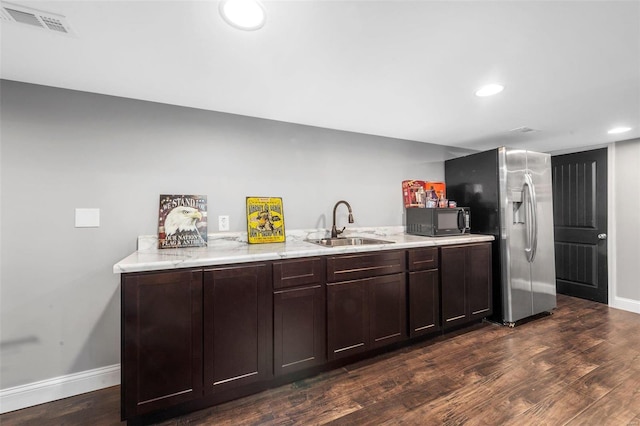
523, 173, 538, 263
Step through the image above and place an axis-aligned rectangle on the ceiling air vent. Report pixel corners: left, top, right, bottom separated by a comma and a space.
510, 126, 538, 133
0, 1, 75, 36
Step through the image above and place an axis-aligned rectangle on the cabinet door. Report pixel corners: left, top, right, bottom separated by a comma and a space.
440, 246, 468, 328
273, 285, 326, 375
369, 273, 407, 348
327, 279, 368, 360
122, 270, 203, 417
467, 243, 492, 321
408, 269, 440, 337
203, 263, 271, 394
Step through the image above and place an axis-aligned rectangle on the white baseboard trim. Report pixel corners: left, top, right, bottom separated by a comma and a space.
0, 364, 120, 414
611, 296, 640, 315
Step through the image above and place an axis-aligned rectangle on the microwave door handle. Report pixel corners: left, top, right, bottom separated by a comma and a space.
457, 209, 465, 233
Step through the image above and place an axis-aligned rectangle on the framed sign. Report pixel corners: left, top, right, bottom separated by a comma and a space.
158, 194, 207, 248
246, 197, 285, 244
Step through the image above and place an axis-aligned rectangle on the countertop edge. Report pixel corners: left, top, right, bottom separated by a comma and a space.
113, 232, 494, 274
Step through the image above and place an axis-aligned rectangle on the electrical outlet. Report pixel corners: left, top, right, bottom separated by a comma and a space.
218, 215, 230, 231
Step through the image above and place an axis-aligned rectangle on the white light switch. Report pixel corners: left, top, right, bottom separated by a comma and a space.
75, 208, 100, 228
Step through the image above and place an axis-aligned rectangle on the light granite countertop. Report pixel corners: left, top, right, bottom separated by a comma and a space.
113, 226, 494, 274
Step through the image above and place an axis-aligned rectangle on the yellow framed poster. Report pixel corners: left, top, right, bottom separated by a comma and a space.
246, 197, 285, 244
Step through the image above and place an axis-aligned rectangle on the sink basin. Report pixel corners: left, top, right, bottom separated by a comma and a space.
305, 237, 394, 247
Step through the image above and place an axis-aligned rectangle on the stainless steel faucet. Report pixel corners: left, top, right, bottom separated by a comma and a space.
331, 200, 354, 238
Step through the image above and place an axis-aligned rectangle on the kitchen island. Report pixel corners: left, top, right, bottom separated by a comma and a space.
114, 227, 494, 425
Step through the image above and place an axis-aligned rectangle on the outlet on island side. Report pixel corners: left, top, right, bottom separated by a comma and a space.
218, 215, 230, 231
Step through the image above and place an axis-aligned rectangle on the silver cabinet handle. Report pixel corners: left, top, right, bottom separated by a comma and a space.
598, 233, 607, 240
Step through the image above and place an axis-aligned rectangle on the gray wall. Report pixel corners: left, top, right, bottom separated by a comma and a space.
0, 80, 468, 388
613, 138, 640, 302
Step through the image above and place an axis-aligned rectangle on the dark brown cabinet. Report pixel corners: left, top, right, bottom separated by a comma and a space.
441, 246, 467, 327
120, 241, 492, 423
273, 257, 326, 376
203, 263, 271, 394
369, 273, 407, 348
407, 247, 440, 337
327, 251, 406, 360
327, 278, 368, 359
326, 250, 405, 282
121, 269, 203, 418
440, 243, 492, 329
466, 244, 492, 321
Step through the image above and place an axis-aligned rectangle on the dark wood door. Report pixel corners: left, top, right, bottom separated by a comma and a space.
369, 273, 407, 348
408, 269, 440, 337
467, 243, 492, 321
440, 246, 467, 328
552, 148, 608, 303
440, 243, 492, 329
122, 269, 203, 417
273, 285, 326, 375
407, 247, 440, 337
203, 263, 271, 393
273, 257, 326, 375
327, 279, 368, 360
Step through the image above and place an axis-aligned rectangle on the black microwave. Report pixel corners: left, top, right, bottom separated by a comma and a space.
405, 207, 470, 237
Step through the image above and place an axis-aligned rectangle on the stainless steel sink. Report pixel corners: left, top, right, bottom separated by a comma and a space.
305, 237, 394, 247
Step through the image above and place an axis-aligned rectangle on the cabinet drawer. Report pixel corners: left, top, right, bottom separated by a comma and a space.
407, 247, 438, 271
327, 250, 405, 282
273, 257, 324, 289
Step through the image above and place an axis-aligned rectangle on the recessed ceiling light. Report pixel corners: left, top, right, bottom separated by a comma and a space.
219, 0, 266, 31
607, 126, 632, 134
475, 83, 504, 97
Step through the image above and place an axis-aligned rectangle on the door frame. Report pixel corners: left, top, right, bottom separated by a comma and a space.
606, 141, 640, 314
607, 143, 616, 310
552, 146, 608, 303
551, 143, 616, 309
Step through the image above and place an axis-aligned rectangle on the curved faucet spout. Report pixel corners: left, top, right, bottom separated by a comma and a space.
331, 200, 354, 238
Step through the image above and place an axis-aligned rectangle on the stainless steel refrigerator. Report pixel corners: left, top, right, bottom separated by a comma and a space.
445, 147, 556, 326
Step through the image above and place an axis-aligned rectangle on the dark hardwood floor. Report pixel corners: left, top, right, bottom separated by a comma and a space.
3, 294, 640, 425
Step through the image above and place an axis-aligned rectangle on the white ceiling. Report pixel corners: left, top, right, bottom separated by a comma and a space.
1, 0, 639, 153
